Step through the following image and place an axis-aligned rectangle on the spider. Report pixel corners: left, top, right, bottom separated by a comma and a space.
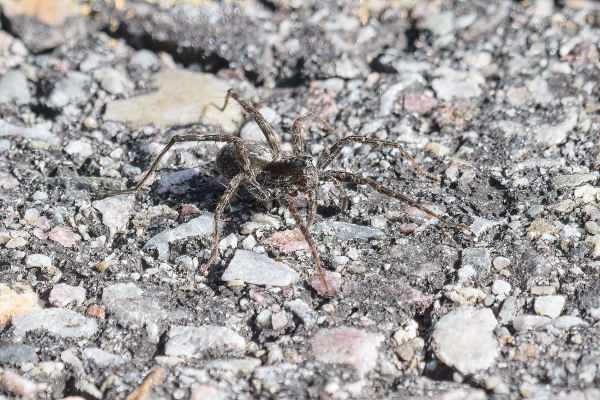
107, 89, 469, 289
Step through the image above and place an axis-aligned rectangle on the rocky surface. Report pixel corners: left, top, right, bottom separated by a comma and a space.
1, 0, 600, 398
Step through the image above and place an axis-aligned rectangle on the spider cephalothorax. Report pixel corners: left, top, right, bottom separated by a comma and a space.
107, 89, 469, 291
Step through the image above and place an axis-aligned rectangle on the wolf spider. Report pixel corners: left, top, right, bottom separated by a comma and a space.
108, 89, 469, 289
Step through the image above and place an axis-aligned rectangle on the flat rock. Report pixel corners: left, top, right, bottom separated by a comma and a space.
469, 217, 506, 236
104, 70, 243, 132
0, 0, 86, 53
165, 325, 246, 359
222, 250, 300, 286
0, 119, 59, 145
93, 194, 136, 237
461, 247, 491, 275
82, 348, 128, 367
312, 221, 385, 240
513, 315, 552, 332
534, 295, 565, 319
533, 107, 578, 146
312, 327, 384, 378
102, 283, 180, 343
49, 284, 86, 307
550, 173, 597, 190
49, 224, 81, 248
11, 308, 98, 339
262, 228, 309, 253
0, 70, 30, 104
432, 307, 499, 375
431, 79, 482, 101
0, 284, 41, 325
0, 344, 38, 364
205, 358, 261, 375
145, 213, 214, 260
47, 72, 92, 108
64, 140, 93, 158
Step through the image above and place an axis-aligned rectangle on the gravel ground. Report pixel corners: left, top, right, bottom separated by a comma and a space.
1, 0, 600, 398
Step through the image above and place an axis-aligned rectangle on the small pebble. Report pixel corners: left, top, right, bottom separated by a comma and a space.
534, 295, 565, 319
307, 271, 342, 297
271, 311, 288, 330
492, 256, 510, 270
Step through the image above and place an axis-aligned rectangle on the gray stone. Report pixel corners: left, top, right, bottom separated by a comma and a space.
461, 248, 491, 275
165, 325, 246, 359
93, 67, 133, 95
431, 79, 482, 101
526, 205, 545, 218
222, 250, 300, 286
417, 11, 455, 36
25, 254, 52, 269
284, 299, 317, 328
11, 309, 98, 339
47, 72, 92, 108
550, 173, 597, 190
498, 296, 518, 324
533, 107, 578, 146
513, 315, 551, 332
0, 120, 59, 146
550, 316, 588, 330
102, 283, 183, 343
205, 358, 261, 375
377, 75, 422, 117
145, 213, 214, 260
64, 140, 94, 158
312, 221, 385, 241
82, 348, 128, 367
432, 307, 499, 375
130, 49, 159, 69
0, 70, 30, 104
469, 217, 506, 236
0, 344, 38, 365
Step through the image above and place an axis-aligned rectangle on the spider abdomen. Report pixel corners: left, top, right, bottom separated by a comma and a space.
216, 141, 275, 179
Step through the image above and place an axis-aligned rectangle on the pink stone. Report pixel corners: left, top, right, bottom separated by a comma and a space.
384, 284, 433, 309
262, 228, 309, 253
180, 203, 201, 217
399, 223, 418, 234
307, 271, 342, 297
32, 216, 51, 231
49, 284, 86, 307
271, 311, 288, 330
49, 224, 81, 248
312, 327, 385, 378
93, 194, 136, 237
404, 94, 438, 114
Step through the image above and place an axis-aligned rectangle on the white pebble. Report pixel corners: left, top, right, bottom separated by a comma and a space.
534, 295, 565, 319
491, 280, 511, 296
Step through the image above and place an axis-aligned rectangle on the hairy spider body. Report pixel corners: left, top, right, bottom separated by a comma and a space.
107, 89, 469, 291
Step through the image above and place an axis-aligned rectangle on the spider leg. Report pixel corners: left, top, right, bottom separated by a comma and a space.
291, 113, 313, 155
291, 112, 334, 156
205, 88, 282, 155
280, 198, 329, 292
323, 171, 470, 231
105, 133, 241, 197
201, 173, 245, 275
306, 192, 317, 228
317, 136, 439, 181
322, 175, 348, 211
